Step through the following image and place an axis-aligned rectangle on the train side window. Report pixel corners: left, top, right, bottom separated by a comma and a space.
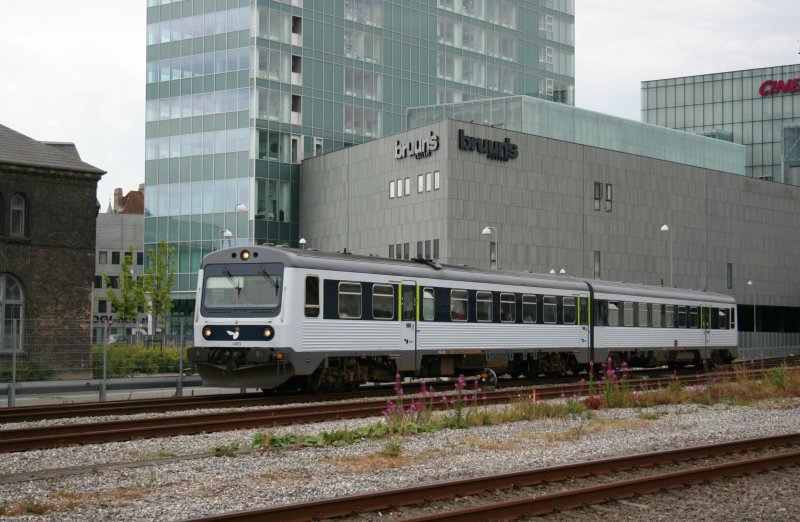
450, 289, 468, 321
543, 296, 557, 324
730, 308, 736, 330
665, 305, 674, 327
500, 293, 515, 322
607, 301, 619, 326
652, 304, 662, 327
522, 294, 537, 323
562, 297, 576, 324
304, 276, 320, 318
718, 309, 729, 329
372, 284, 394, 320
476, 291, 493, 322
637, 302, 649, 327
677, 306, 687, 328
623, 302, 634, 327
710, 307, 720, 329
338, 282, 362, 319
689, 306, 698, 328
422, 287, 435, 321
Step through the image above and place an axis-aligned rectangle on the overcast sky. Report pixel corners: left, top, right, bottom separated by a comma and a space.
1, 1, 798, 207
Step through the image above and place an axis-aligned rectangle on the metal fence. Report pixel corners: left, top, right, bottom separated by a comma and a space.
737, 332, 800, 360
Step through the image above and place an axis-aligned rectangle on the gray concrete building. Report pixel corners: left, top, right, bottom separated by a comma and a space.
300, 98, 800, 332
93, 186, 146, 342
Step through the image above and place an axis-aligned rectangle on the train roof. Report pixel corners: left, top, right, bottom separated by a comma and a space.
201, 246, 735, 305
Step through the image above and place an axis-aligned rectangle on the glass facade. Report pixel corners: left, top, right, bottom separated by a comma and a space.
641, 64, 800, 184
145, 0, 575, 325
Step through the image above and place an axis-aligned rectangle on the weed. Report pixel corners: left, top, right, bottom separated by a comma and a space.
22, 498, 49, 515
638, 410, 667, 420
205, 441, 239, 456
381, 436, 404, 457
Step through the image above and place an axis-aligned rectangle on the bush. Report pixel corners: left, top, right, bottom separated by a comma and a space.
0, 359, 54, 382
90, 345, 189, 378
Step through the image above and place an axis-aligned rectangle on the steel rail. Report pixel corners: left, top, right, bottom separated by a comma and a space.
185, 433, 800, 521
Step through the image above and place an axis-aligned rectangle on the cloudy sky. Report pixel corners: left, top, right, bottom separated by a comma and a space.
1, 1, 798, 207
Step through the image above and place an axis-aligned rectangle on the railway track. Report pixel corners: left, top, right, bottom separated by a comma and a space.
3, 366, 796, 453
187, 433, 800, 521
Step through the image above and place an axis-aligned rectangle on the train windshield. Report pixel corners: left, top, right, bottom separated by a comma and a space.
202, 263, 283, 314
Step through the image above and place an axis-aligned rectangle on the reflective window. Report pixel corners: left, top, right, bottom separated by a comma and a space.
450, 289, 468, 321
422, 288, 435, 321
522, 294, 537, 323
563, 297, 576, 325
10, 195, 25, 237
476, 291, 492, 322
0, 274, 24, 352
665, 305, 675, 327
689, 306, 699, 329
607, 301, 619, 326
677, 306, 687, 328
652, 304, 662, 327
623, 302, 634, 327
543, 296, 557, 324
372, 284, 394, 320
500, 293, 515, 322
637, 303, 649, 327
338, 282, 362, 319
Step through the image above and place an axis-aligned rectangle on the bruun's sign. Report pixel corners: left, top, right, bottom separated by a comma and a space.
395, 131, 439, 160
458, 129, 518, 161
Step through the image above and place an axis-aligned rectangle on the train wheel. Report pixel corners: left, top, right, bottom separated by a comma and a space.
479, 368, 498, 390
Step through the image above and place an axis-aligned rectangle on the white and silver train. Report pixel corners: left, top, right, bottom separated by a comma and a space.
189, 246, 738, 390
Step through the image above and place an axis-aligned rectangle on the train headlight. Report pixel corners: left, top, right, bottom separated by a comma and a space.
262, 326, 274, 339
202, 327, 212, 339
241, 249, 250, 261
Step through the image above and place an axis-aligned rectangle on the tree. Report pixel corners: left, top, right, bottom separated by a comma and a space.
144, 240, 176, 335
103, 245, 146, 327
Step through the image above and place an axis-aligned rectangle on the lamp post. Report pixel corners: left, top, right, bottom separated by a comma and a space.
481, 226, 498, 269
234, 203, 247, 247
747, 280, 756, 333
660, 224, 673, 287
299, 238, 307, 249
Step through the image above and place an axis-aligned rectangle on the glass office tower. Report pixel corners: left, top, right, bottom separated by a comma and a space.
144, 0, 575, 329
641, 64, 800, 185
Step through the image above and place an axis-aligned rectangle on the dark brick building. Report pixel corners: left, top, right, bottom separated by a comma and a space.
0, 123, 104, 378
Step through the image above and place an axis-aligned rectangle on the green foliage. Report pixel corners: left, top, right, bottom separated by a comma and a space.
90, 344, 188, 378
144, 240, 176, 334
380, 436, 404, 457
205, 441, 239, 456
767, 364, 789, 390
0, 359, 53, 382
22, 499, 48, 515
103, 245, 146, 324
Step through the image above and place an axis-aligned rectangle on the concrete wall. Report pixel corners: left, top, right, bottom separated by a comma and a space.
300, 120, 800, 309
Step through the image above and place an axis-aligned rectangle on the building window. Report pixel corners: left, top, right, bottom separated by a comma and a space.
418, 174, 424, 193
111, 252, 120, 265
605, 183, 613, 212
98, 300, 107, 313
0, 274, 24, 352
403, 242, 409, 260
107, 276, 119, 289
404, 177, 411, 196
10, 194, 26, 237
434, 171, 440, 190
94, 276, 103, 288
424, 240, 431, 260
395, 243, 402, 259
98, 251, 108, 264
593, 182, 602, 211
433, 239, 439, 259
726, 263, 733, 289
416, 241, 423, 258
314, 137, 323, 156
389, 181, 395, 198
426, 172, 432, 191
137, 252, 144, 265
593, 251, 601, 279
396, 179, 403, 198
389, 244, 394, 259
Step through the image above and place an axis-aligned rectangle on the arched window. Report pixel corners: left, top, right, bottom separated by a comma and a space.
0, 274, 24, 352
10, 194, 26, 237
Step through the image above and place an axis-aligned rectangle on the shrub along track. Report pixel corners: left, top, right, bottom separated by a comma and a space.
186, 433, 800, 522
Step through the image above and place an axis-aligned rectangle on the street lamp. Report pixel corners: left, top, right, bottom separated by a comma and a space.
219, 229, 232, 250
747, 280, 756, 333
234, 203, 247, 246
660, 224, 673, 287
481, 226, 498, 269
299, 238, 307, 249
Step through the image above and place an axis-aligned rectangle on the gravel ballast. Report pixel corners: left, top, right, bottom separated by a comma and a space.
1, 400, 799, 521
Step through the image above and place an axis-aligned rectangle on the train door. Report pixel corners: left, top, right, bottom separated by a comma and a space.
397, 281, 417, 372
578, 295, 589, 352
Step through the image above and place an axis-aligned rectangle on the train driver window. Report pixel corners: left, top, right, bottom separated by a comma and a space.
450, 290, 468, 321
422, 288, 435, 321
665, 305, 675, 327
338, 282, 362, 319
677, 306, 687, 328
543, 296, 557, 324
372, 284, 394, 320
562, 297, 576, 324
304, 276, 320, 317
522, 295, 537, 323
637, 302, 649, 327
476, 291, 492, 322
500, 293, 515, 322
